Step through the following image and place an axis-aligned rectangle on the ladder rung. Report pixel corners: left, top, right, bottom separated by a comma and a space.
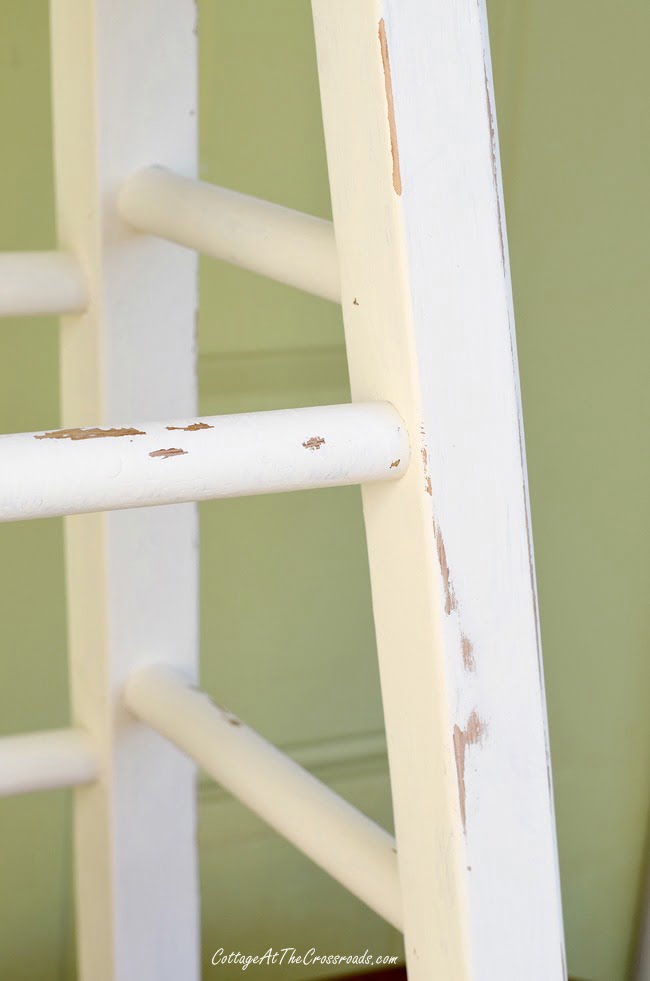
0, 402, 408, 522
119, 167, 340, 303
0, 251, 87, 318
124, 665, 403, 931
0, 728, 98, 797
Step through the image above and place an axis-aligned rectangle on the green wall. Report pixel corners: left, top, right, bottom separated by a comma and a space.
0, 2, 648, 980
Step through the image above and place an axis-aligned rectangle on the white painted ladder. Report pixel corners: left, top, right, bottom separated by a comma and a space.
0, 2, 566, 978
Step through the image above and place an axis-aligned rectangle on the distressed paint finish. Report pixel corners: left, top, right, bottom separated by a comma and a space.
312, 2, 565, 979
49, 1, 200, 979
0, 403, 408, 522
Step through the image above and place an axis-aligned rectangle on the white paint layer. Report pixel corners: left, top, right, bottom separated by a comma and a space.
120, 167, 340, 302
125, 665, 403, 931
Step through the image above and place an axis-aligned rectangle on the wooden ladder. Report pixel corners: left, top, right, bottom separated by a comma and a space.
0, 1, 566, 978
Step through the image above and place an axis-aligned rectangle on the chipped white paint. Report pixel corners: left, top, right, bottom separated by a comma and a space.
49, 1, 200, 979
312, 2, 566, 979
0, 251, 87, 317
0, 402, 408, 522
0, 728, 98, 797
119, 167, 340, 303
125, 665, 403, 931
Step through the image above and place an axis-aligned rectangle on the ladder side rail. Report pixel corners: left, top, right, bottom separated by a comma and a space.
312, 2, 566, 978
49, 2, 200, 979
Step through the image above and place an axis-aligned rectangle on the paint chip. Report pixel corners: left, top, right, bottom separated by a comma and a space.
378, 19, 402, 195
421, 444, 432, 495
302, 436, 325, 451
433, 519, 458, 615
35, 427, 145, 441
149, 447, 187, 460
453, 711, 486, 832
461, 633, 475, 672
483, 60, 505, 271
166, 422, 213, 432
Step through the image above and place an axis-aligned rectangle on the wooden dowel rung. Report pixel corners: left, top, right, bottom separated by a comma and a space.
0, 728, 98, 797
0, 251, 87, 318
124, 665, 403, 930
0, 401, 409, 523
119, 167, 341, 303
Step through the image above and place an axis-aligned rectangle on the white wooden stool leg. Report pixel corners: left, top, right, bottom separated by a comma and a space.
312, 2, 566, 978
49, 2, 200, 978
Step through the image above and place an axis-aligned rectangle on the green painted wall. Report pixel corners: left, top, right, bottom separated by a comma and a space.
0, 2, 647, 980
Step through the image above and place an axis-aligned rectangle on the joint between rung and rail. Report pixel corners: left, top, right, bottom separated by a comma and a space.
119, 167, 341, 303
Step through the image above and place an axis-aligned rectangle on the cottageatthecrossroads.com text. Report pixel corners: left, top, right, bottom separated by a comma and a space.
211, 948, 399, 971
